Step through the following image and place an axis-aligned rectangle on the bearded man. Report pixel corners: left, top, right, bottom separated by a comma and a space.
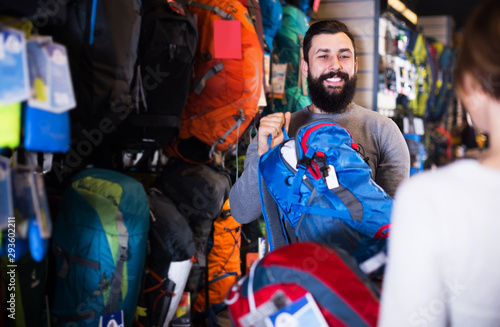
229, 20, 410, 246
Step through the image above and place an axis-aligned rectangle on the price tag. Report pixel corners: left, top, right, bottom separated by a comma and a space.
0, 28, 29, 104
324, 165, 339, 189
27, 39, 51, 110
48, 43, 76, 112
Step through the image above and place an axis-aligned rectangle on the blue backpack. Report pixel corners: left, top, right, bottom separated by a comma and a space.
264, 3, 311, 115
258, 120, 393, 263
260, 0, 283, 54
51, 168, 150, 326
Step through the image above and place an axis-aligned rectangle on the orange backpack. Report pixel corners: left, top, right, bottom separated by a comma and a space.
193, 199, 242, 323
166, 0, 263, 164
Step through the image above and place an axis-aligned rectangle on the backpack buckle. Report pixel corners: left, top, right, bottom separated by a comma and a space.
297, 156, 312, 169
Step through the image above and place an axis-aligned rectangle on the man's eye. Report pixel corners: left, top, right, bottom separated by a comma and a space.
340, 55, 350, 59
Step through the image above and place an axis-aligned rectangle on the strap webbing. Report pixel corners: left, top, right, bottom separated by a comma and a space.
208, 108, 245, 158
157, 279, 176, 322
193, 62, 224, 95
52, 310, 96, 324
54, 246, 101, 278
187, 1, 235, 20
104, 210, 129, 315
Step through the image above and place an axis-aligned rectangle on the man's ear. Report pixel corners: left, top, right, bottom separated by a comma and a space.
354, 56, 358, 74
300, 58, 309, 78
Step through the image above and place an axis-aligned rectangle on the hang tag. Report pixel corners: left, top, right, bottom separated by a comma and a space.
324, 165, 339, 189
271, 63, 287, 99
0, 28, 30, 105
0, 33, 5, 60
265, 293, 328, 327
264, 53, 271, 93
214, 20, 242, 59
258, 83, 267, 107
99, 310, 124, 327
0, 156, 13, 230
27, 38, 51, 110
47, 43, 76, 112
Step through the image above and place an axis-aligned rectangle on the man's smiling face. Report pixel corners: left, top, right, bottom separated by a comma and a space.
302, 32, 358, 113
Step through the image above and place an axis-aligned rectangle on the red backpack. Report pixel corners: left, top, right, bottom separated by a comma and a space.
165, 0, 263, 164
226, 242, 381, 327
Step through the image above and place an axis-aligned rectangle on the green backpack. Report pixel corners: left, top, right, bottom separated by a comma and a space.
264, 3, 311, 115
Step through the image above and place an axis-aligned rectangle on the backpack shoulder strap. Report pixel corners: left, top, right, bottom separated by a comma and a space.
104, 209, 129, 314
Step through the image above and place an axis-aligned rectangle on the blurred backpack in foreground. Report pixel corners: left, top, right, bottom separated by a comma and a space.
226, 242, 381, 327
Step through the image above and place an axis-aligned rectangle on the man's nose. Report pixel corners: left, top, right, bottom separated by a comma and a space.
328, 56, 343, 71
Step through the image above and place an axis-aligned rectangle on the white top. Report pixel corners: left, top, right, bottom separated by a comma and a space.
379, 159, 500, 327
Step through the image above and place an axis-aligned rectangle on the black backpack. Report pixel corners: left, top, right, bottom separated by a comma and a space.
119, 0, 198, 150
45, 0, 141, 179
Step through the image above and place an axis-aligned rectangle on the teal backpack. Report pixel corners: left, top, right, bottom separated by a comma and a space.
51, 168, 150, 326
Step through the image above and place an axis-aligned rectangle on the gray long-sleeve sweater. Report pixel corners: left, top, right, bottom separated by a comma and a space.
229, 104, 410, 248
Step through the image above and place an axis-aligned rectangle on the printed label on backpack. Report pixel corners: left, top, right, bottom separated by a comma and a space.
265, 293, 328, 327
99, 310, 124, 327
324, 165, 339, 189
239, 290, 291, 327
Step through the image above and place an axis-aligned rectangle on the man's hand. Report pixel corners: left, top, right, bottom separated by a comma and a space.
257, 112, 291, 155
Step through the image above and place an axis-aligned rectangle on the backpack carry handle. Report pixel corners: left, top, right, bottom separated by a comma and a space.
266, 126, 289, 152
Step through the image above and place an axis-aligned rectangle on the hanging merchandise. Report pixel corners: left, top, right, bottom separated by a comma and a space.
154, 160, 232, 324
135, 188, 196, 327
120, 0, 198, 150
0, 27, 29, 105
192, 199, 242, 327
165, 0, 263, 164
260, 0, 283, 56
406, 33, 433, 118
0, 102, 21, 149
0, 165, 52, 262
404, 134, 426, 176
264, 3, 310, 116
0, 27, 29, 149
239, 0, 266, 53
429, 46, 455, 122
259, 0, 283, 95
49, 0, 141, 173
51, 168, 150, 327
394, 56, 417, 101
0, 156, 13, 229
24, 37, 75, 153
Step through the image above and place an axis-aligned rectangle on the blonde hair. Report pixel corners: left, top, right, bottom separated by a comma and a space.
454, 0, 500, 100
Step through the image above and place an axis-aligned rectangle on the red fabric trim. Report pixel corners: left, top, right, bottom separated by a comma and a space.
299, 123, 353, 180
374, 224, 390, 239
144, 268, 163, 293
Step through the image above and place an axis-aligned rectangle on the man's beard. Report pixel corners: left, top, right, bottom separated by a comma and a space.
307, 71, 357, 113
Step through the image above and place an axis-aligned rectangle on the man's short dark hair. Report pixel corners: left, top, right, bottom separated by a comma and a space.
303, 20, 357, 64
